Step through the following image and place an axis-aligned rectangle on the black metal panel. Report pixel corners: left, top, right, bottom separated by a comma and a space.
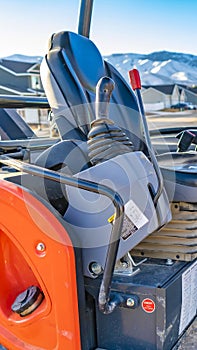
0, 108, 36, 140
85, 259, 196, 350
158, 276, 182, 350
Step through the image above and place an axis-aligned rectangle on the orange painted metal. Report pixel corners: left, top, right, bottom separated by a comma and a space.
0, 179, 81, 350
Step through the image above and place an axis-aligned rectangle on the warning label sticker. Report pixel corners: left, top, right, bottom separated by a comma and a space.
125, 199, 148, 229
121, 215, 138, 240
142, 298, 155, 313
108, 199, 149, 240
179, 260, 197, 335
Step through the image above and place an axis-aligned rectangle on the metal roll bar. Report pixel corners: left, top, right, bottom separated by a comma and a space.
78, 0, 94, 38
0, 95, 49, 109
0, 155, 124, 314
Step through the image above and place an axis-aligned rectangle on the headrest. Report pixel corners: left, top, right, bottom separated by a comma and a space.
48, 31, 105, 91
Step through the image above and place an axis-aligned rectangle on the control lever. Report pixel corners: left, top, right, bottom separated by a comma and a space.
176, 129, 197, 152
88, 76, 133, 165
129, 69, 163, 205
95, 76, 115, 119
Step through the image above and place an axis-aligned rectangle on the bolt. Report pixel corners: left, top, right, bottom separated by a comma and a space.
166, 259, 173, 266
121, 261, 128, 269
126, 298, 135, 308
90, 262, 102, 275
36, 242, 46, 252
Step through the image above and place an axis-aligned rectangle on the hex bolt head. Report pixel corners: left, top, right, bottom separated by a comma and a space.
121, 262, 128, 268
36, 242, 46, 252
126, 298, 135, 308
166, 258, 173, 266
90, 262, 102, 275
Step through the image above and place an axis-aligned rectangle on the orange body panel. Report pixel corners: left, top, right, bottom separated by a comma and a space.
0, 179, 81, 350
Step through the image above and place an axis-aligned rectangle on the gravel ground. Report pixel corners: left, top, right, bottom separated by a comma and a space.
172, 317, 197, 350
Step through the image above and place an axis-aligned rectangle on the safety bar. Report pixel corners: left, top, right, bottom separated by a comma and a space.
0, 139, 59, 152
0, 155, 124, 314
0, 95, 49, 109
78, 0, 94, 38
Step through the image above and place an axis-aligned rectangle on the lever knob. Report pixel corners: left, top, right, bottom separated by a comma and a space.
95, 77, 115, 119
129, 69, 142, 90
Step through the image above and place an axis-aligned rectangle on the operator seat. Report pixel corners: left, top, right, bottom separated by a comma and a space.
35, 31, 150, 215
38, 31, 147, 168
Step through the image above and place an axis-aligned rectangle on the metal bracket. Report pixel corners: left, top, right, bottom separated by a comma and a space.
114, 252, 147, 276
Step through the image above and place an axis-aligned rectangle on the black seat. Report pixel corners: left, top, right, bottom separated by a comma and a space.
41, 31, 146, 153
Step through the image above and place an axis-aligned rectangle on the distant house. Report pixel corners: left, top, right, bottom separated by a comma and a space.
180, 86, 197, 105
0, 58, 48, 124
0, 58, 44, 96
142, 84, 181, 111
142, 83, 197, 111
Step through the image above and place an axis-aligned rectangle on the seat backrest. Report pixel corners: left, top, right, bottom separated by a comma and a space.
41, 31, 145, 152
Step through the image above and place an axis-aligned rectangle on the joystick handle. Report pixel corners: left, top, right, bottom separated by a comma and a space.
95, 77, 115, 119
88, 76, 133, 165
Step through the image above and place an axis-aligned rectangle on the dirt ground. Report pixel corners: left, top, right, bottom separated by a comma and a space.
147, 110, 197, 130
173, 317, 197, 349
34, 109, 197, 138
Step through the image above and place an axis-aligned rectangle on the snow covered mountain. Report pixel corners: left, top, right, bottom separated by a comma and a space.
3, 51, 197, 86
104, 51, 197, 86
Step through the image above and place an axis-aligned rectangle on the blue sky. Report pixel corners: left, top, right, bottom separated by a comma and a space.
1, 0, 197, 57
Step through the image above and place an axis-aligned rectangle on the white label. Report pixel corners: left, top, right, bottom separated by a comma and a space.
108, 200, 149, 240
179, 260, 197, 335
125, 199, 148, 229
121, 215, 138, 240
120, 200, 148, 240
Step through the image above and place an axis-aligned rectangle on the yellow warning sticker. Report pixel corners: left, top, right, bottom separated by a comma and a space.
108, 213, 116, 223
